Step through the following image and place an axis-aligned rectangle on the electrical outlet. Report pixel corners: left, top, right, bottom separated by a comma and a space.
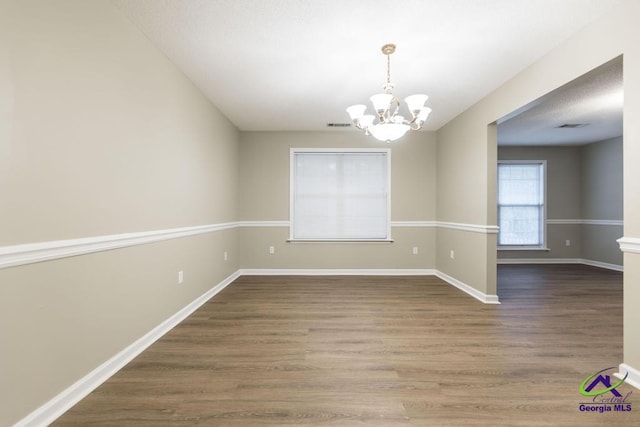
450, 250, 455, 260
565, 240, 571, 247
178, 270, 184, 284
412, 246, 419, 255
269, 246, 275, 254
224, 251, 228, 261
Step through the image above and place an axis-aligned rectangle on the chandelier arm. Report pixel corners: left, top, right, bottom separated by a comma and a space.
353, 120, 368, 131
389, 97, 400, 121
408, 121, 424, 131
379, 97, 401, 123
406, 115, 419, 125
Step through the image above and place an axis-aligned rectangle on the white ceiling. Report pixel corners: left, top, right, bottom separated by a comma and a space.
114, 0, 624, 138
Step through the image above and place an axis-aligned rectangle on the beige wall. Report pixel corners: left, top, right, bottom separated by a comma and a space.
3, 0, 640, 424
581, 136, 623, 220
239, 227, 435, 270
581, 137, 624, 266
436, 0, 640, 387
0, 1, 239, 424
240, 131, 436, 221
436, 228, 497, 295
435, 101, 498, 296
239, 131, 437, 269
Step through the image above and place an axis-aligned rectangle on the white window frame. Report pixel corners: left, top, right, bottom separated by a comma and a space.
497, 160, 547, 250
289, 148, 392, 242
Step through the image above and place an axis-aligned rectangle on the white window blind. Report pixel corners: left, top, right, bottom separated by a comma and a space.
498, 162, 545, 246
291, 150, 390, 240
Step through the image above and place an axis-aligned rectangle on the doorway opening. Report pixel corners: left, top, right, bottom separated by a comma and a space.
495, 56, 623, 300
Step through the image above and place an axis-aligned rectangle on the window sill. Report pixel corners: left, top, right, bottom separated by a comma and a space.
497, 246, 550, 251
287, 239, 394, 244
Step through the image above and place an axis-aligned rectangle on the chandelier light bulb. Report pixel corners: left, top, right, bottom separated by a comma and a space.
346, 44, 431, 143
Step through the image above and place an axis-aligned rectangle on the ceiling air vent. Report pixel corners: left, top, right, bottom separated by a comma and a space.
326, 123, 352, 128
557, 123, 589, 128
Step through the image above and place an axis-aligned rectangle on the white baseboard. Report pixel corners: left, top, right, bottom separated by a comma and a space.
497, 258, 623, 272
497, 258, 582, 265
15, 270, 240, 427
581, 259, 624, 272
435, 270, 500, 304
616, 363, 640, 390
239, 268, 499, 304
238, 268, 436, 276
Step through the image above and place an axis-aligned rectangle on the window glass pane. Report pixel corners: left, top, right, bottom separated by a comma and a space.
292, 151, 388, 239
498, 206, 542, 245
498, 164, 542, 205
498, 162, 544, 246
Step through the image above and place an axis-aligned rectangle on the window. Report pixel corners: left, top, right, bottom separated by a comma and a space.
498, 161, 546, 247
290, 149, 390, 240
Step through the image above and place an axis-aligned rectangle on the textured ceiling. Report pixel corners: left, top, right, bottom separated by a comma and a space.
114, 0, 624, 141
498, 57, 623, 146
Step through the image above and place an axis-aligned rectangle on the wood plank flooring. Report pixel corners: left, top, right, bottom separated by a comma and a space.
54, 265, 638, 426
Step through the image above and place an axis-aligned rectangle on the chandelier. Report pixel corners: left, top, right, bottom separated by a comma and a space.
346, 44, 431, 143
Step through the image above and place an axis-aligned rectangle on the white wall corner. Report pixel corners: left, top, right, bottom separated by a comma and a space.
435, 271, 500, 304
14, 270, 241, 427
616, 363, 640, 390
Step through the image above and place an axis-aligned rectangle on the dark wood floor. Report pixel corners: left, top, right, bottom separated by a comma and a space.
54, 265, 638, 426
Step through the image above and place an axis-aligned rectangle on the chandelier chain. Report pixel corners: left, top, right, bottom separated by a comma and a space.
387, 53, 391, 86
